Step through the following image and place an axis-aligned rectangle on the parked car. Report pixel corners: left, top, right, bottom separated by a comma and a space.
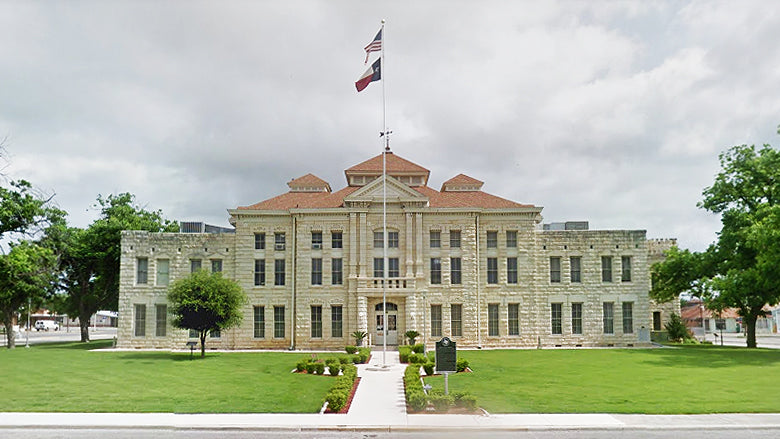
34, 320, 59, 331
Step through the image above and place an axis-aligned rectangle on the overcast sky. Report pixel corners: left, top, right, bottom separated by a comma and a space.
1, 1, 779, 252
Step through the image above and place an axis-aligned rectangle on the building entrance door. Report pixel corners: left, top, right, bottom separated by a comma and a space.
374, 302, 398, 346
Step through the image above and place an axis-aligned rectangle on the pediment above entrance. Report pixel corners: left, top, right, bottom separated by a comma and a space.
344, 175, 429, 208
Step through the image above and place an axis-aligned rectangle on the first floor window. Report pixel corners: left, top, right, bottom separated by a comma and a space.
190, 259, 202, 273
488, 304, 499, 336
211, 259, 222, 273
572, 303, 583, 335
451, 257, 462, 284
311, 306, 322, 338
137, 258, 148, 284
570, 256, 581, 283
311, 258, 322, 285
550, 257, 561, 283
274, 306, 285, 338
254, 306, 265, 338
134, 304, 146, 337
602, 256, 613, 282
451, 304, 462, 337
332, 306, 343, 338
156, 259, 169, 286
430, 258, 441, 284
275, 259, 285, 285
487, 258, 498, 284
507, 257, 518, 284
155, 304, 167, 337
254, 259, 265, 286
431, 305, 442, 337
551, 303, 562, 335
622, 302, 634, 333
622, 256, 632, 282
210, 329, 220, 338
603, 302, 614, 334
508, 303, 519, 336
332, 258, 343, 285
653, 311, 662, 331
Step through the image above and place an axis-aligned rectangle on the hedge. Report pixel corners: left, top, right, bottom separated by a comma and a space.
404, 364, 427, 412
325, 363, 358, 412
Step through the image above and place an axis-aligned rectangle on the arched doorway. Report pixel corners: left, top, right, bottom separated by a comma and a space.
374, 302, 398, 346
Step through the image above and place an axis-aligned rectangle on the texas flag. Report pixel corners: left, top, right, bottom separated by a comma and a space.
355, 57, 381, 92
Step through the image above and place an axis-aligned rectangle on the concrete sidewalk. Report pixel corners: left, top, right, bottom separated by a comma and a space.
2, 348, 780, 431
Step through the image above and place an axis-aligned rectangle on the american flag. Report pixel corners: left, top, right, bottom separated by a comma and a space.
364, 29, 382, 64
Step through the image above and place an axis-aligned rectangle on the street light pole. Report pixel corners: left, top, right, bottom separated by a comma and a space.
25, 296, 31, 348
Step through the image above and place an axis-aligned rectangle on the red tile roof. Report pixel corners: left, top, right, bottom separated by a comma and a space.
346, 152, 430, 174
441, 174, 484, 191
287, 173, 331, 192
414, 186, 533, 208
238, 186, 360, 210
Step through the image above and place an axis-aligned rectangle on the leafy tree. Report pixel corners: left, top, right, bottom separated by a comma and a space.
168, 270, 247, 357
653, 144, 780, 348
58, 193, 177, 342
0, 242, 56, 348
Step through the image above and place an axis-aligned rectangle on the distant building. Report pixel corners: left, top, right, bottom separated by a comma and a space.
118, 152, 674, 350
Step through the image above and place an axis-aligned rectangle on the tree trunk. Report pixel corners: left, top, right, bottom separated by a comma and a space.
79, 315, 91, 343
200, 331, 206, 358
745, 312, 758, 348
3, 312, 15, 349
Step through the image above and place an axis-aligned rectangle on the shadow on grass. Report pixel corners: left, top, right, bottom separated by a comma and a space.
114, 351, 216, 362
36, 340, 114, 351
625, 344, 780, 368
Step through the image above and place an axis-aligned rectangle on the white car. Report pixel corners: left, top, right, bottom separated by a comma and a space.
34, 320, 60, 331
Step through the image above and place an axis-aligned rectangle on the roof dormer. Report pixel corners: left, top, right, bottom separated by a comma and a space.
441, 174, 484, 192
344, 152, 430, 187
287, 174, 331, 193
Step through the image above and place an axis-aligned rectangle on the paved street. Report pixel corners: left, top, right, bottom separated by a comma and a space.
702, 332, 780, 349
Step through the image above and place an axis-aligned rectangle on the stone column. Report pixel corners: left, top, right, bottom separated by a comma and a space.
349, 212, 357, 278
415, 213, 423, 277
405, 295, 418, 332
405, 212, 414, 277
359, 213, 368, 277
357, 295, 368, 333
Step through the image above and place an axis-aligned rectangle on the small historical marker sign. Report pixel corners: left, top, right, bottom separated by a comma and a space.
435, 337, 457, 372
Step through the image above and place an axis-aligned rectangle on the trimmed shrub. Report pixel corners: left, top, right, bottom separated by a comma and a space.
325, 364, 358, 412
429, 392, 454, 412
456, 358, 469, 372
329, 363, 341, 376
398, 346, 411, 363
453, 392, 477, 411
408, 353, 426, 364
411, 344, 425, 354
345, 345, 358, 354
313, 362, 326, 375
296, 359, 309, 372
305, 362, 317, 374
338, 355, 352, 364
427, 351, 435, 363
422, 362, 435, 376
352, 354, 362, 364
404, 364, 427, 412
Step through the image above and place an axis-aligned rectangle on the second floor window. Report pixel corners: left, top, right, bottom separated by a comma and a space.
275, 233, 286, 251
487, 231, 498, 248
331, 232, 343, 249
430, 258, 441, 284
430, 231, 441, 248
311, 232, 322, 249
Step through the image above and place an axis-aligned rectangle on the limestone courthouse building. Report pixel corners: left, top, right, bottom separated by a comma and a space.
118, 152, 671, 350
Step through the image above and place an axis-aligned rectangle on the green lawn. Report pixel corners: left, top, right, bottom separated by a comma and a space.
423, 346, 780, 414
0, 341, 340, 413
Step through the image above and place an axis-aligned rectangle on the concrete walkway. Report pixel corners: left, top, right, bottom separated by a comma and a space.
2, 347, 780, 431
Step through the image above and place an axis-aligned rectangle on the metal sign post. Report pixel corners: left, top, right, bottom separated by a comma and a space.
435, 337, 457, 395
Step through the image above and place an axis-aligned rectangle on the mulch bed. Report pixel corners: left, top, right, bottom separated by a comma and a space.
326, 377, 361, 414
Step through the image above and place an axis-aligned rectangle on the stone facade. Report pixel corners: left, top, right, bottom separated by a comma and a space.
118, 152, 666, 350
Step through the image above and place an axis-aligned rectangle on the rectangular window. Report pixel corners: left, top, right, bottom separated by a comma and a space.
311, 306, 322, 338
253, 306, 265, 338
210, 329, 220, 338
488, 303, 499, 336
274, 306, 285, 338
602, 256, 613, 282
653, 311, 662, 331
388, 231, 399, 248
388, 258, 399, 277
550, 257, 561, 283
274, 233, 285, 251
430, 231, 441, 248
373, 231, 383, 248
430, 305, 442, 337
254, 233, 265, 250
450, 257, 462, 284
134, 304, 146, 337
551, 303, 562, 335
311, 258, 322, 285
603, 302, 614, 334
311, 231, 323, 249
621, 256, 632, 282
137, 258, 148, 284
507, 257, 518, 284
254, 259, 265, 286
487, 257, 498, 284
572, 303, 583, 335
570, 256, 581, 283
622, 302, 634, 333
487, 231, 498, 248
450, 230, 461, 248
190, 259, 201, 273
211, 259, 222, 273
508, 303, 519, 336
506, 230, 517, 248
189, 329, 198, 338
331, 306, 343, 338
451, 304, 462, 337
373, 258, 383, 277
430, 258, 442, 284
274, 259, 285, 286
331, 231, 343, 249
155, 304, 166, 337
332, 258, 343, 285
156, 259, 169, 286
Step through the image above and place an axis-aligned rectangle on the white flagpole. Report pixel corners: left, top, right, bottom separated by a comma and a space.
380, 18, 388, 368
